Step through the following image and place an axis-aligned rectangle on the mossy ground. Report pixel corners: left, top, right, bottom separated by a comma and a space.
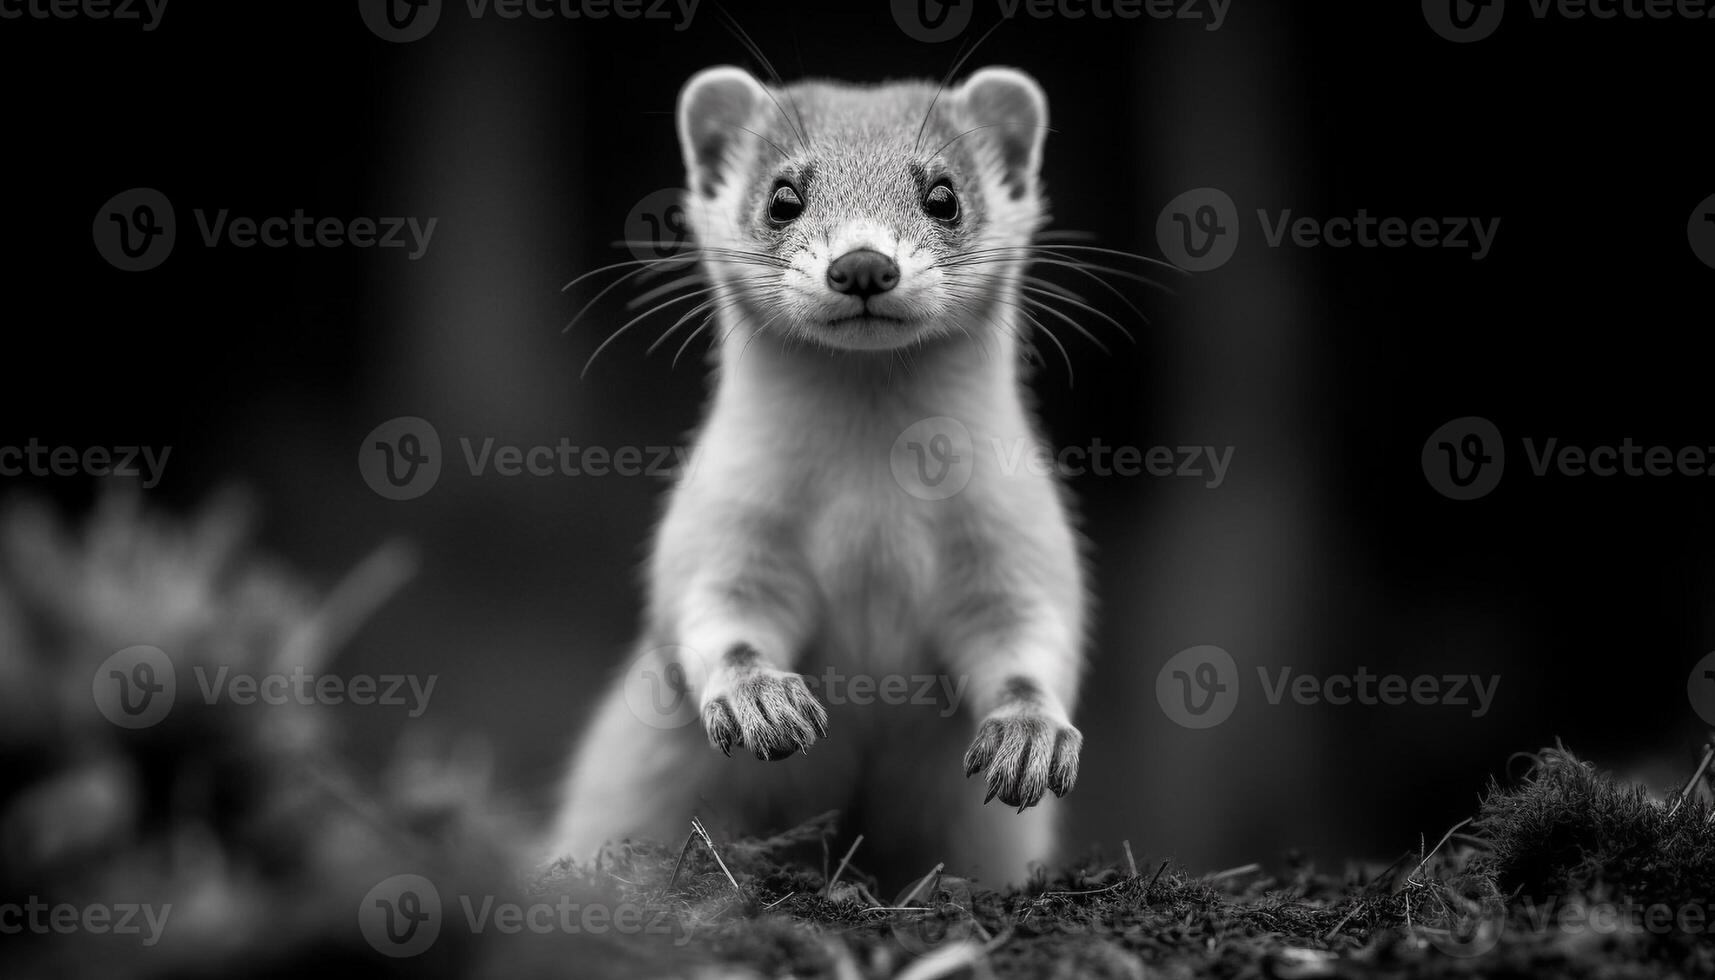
527, 747, 1715, 978
2, 496, 1712, 979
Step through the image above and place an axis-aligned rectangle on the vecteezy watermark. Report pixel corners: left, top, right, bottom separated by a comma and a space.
1255, 666, 1499, 716
0, 440, 171, 488
622, 645, 709, 730
1690, 194, 1715, 270
1156, 188, 1501, 271
620, 645, 971, 728
93, 188, 437, 271
358, 0, 701, 42
1155, 645, 1500, 729
1155, 645, 1240, 729
802, 668, 967, 718
358, 874, 692, 957
891, 874, 977, 954
92, 645, 436, 729
360, 874, 442, 957
1513, 896, 1715, 940
92, 645, 177, 729
1424, 416, 1715, 500
1414, 875, 1507, 957
1421, 0, 1507, 41
92, 188, 175, 271
359, 417, 444, 500
1154, 188, 1240, 273
0, 0, 169, 30
890, 416, 1234, 501
625, 188, 693, 262
1420, 893, 1715, 958
0, 898, 172, 947
891, 0, 1227, 43
1424, 0, 1715, 43
358, 417, 694, 501
358, 0, 442, 41
1421, 416, 1506, 501
1688, 650, 1715, 727
892, 416, 977, 500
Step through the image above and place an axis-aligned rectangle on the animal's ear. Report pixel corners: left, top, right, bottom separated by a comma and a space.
677, 66, 769, 198
954, 67, 1048, 199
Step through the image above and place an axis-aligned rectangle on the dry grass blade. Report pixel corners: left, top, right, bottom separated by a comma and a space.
824, 833, 863, 897
1667, 741, 1714, 818
691, 816, 744, 899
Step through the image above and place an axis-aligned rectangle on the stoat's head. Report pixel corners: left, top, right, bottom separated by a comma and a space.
675, 65, 1048, 353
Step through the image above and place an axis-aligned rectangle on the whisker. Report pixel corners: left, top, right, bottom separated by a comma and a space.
561, 255, 696, 294
939, 281, 1092, 374
650, 291, 753, 356
1026, 259, 1156, 322
1029, 243, 1191, 276
583, 289, 721, 378
673, 314, 717, 370
716, 6, 809, 151
913, 20, 1006, 155
608, 242, 791, 269
563, 261, 688, 333
1022, 280, 1135, 343
626, 274, 708, 310
936, 249, 1177, 296
1020, 307, 1075, 386
740, 124, 793, 163
1023, 294, 1110, 355
927, 123, 997, 163
1035, 229, 1101, 243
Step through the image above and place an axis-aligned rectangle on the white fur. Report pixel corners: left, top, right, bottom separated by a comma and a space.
545, 66, 1086, 886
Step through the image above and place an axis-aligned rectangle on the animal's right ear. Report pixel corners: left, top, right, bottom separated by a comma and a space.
677, 66, 768, 198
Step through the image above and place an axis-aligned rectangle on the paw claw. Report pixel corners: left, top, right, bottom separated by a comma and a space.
962, 706, 1081, 811
701, 663, 828, 762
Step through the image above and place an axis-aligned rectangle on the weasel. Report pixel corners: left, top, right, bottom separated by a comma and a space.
546, 64, 1087, 885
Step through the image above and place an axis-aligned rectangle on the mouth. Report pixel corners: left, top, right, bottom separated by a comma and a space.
826, 313, 909, 327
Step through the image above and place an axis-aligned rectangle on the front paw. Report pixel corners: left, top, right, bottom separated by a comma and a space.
701, 663, 829, 761
962, 706, 1082, 811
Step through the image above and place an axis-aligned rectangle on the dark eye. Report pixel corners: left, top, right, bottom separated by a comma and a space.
768, 182, 804, 224
923, 179, 960, 224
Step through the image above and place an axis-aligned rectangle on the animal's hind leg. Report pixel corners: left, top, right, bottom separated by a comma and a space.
543, 647, 858, 865
541, 666, 713, 865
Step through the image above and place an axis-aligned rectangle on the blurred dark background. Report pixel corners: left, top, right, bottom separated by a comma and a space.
3, 0, 1710, 871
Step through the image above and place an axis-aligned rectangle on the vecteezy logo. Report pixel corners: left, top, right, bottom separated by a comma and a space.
359, 0, 442, 42
1155, 645, 1239, 729
891, 874, 976, 954
623, 645, 710, 730
93, 188, 176, 272
892, 0, 972, 43
1421, 417, 1505, 501
1416, 875, 1506, 957
1423, 0, 1505, 42
625, 189, 694, 263
1688, 194, 1715, 270
1688, 651, 1715, 727
1156, 188, 1239, 272
359, 874, 442, 958
359, 417, 443, 500
891, 416, 976, 501
93, 645, 176, 729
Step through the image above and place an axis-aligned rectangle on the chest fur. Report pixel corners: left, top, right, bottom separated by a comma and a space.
798, 454, 942, 671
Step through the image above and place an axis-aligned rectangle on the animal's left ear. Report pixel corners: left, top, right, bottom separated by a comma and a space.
955, 67, 1048, 199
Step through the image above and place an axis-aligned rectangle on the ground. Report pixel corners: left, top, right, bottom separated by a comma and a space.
2, 495, 1712, 979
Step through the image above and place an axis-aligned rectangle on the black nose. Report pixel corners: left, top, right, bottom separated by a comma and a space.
826, 249, 900, 298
